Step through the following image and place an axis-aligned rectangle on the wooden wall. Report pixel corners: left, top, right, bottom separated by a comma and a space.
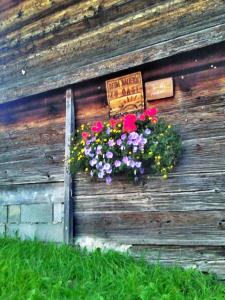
1, 0, 225, 102
0, 90, 66, 241
73, 42, 225, 279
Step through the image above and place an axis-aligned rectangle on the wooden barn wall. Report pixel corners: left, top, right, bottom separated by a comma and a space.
1, 0, 225, 103
73, 43, 225, 278
0, 90, 66, 241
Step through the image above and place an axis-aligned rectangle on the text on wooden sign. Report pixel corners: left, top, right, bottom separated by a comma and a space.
106, 71, 144, 115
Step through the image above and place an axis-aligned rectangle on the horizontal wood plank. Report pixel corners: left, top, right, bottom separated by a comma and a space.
130, 245, 225, 279
1, 1, 225, 101
75, 210, 225, 246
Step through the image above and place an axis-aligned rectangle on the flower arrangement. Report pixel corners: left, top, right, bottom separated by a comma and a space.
69, 108, 181, 184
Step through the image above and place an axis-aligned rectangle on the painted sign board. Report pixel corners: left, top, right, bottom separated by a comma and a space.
106, 71, 144, 115
145, 77, 174, 101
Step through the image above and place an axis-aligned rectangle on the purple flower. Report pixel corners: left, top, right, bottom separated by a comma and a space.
135, 161, 142, 168
133, 146, 138, 153
116, 139, 122, 146
142, 138, 147, 145
98, 171, 104, 179
84, 147, 92, 156
96, 145, 102, 155
106, 151, 113, 159
108, 139, 115, 147
120, 145, 125, 151
91, 136, 96, 142
90, 158, 97, 166
140, 167, 145, 174
129, 160, 135, 168
114, 160, 121, 167
106, 176, 112, 185
106, 127, 111, 135
129, 132, 139, 140
90, 170, 94, 177
96, 161, 103, 169
145, 128, 151, 135
104, 163, 111, 171
121, 133, 127, 141
122, 156, 130, 166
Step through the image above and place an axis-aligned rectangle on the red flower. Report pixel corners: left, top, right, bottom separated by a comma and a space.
91, 121, 103, 133
82, 131, 89, 140
123, 114, 137, 133
151, 117, 158, 124
139, 113, 146, 121
145, 107, 158, 117
109, 118, 118, 128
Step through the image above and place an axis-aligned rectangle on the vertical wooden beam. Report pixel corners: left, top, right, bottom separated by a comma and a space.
64, 88, 75, 244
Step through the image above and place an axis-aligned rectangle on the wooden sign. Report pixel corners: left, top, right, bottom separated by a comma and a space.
145, 77, 174, 101
106, 71, 144, 115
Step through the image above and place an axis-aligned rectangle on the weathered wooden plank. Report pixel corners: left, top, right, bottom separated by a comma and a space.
0, 0, 76, 35
75, 189, 225, 212
0, 182, 64, 205
75, 172, 225, 195
74, 172, 225, 212
0, 143, 64, 164
0, 162, 64, 185
0, 121, 65, 151
75, 210, 225, 246
64, 88, 75, 244
1, 1, 225, 102
130, 245, 225, 279
0, 90, 65, 128
1, 133, 223, 184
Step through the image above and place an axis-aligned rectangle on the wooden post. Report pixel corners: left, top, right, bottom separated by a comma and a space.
64, 88, 75, 244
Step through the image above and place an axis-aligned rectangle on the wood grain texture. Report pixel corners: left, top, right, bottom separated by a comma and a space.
75, 210, 225, 246
0, 90, 66, 185
130, 245, 225, 279
64, 88, 75, 243
1, 0, 225, 102
73, 44, 225, 277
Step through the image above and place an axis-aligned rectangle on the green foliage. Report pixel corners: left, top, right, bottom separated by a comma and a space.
69, 110, 182, 183
0, 237, 224, 300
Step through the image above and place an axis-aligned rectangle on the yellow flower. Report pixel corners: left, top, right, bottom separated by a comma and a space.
81, 148, 84, 153
168, 125, 171, 129
104, 138, 107, 142
129, 151, 132, 155
163, 174, 168, 179
85, 167, 89, 172
148, 151, 153, 156
118, 124, 122, 128
96, 138, 100, 143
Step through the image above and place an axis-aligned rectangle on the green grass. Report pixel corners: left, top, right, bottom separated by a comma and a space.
0, 238, 224, 300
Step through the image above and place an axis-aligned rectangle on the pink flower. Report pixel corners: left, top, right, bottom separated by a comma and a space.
139, 113, 146, 121
82, 131, 89, 140
123, 114, 137, 133
145, 107, 158, 117
91, 121, 103, 133
109, 118, 119, 128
